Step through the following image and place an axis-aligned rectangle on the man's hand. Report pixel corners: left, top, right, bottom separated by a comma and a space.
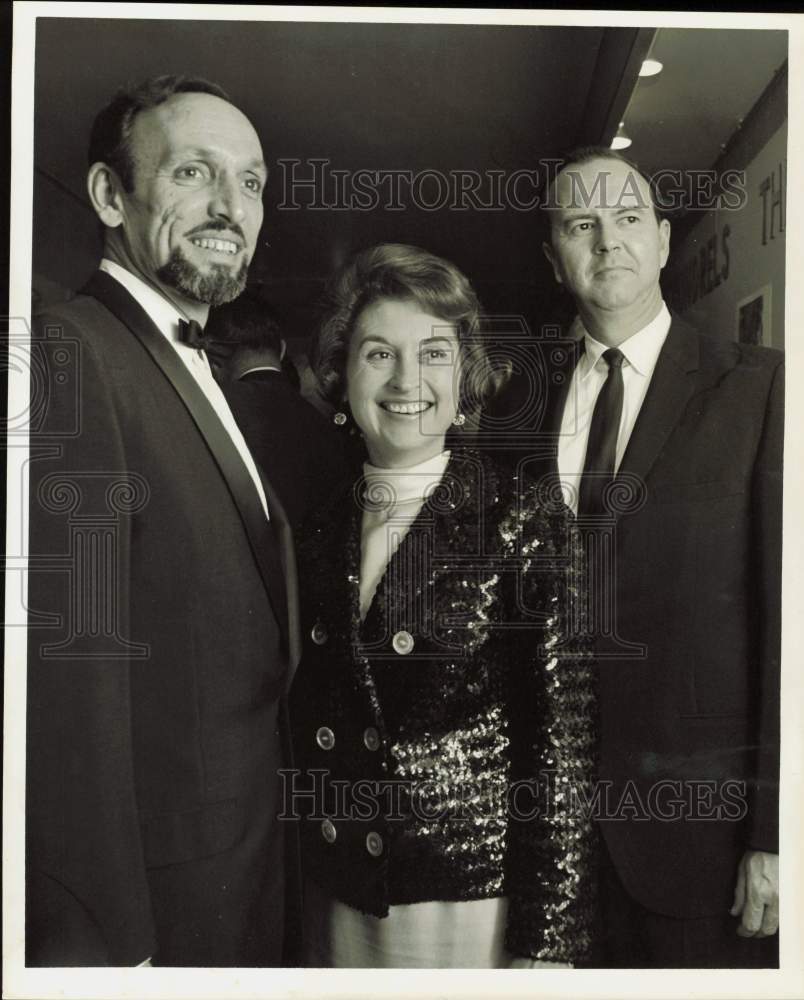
730, 850, 778, 937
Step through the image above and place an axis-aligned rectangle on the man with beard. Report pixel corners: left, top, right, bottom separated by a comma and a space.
26, 76, 300, 966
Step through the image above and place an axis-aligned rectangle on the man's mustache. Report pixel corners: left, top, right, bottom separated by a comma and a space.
185, 220, 247, 242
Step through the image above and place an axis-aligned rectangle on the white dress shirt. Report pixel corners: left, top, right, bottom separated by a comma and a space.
99, 259, 269, 519
557, 304, 671, 513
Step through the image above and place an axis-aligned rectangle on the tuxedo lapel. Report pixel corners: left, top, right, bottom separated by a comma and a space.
617, 319, 700, 486
259, 473, 301, 692
83, 271, 293, 656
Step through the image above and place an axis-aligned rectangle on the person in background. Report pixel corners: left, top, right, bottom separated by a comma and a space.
206, 290, 349, 528
288, 243, 597, 968
205, 290, 299, 387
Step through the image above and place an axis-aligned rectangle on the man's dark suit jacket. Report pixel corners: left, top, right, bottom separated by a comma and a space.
221, 369, 349, 531
26, 271, 300, 966
488, 316, 782, 920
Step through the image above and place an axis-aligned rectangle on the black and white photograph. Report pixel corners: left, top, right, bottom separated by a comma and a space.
4, 4, 802, 999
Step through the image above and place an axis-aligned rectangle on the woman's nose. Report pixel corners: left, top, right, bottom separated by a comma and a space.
389, 354, 418, 392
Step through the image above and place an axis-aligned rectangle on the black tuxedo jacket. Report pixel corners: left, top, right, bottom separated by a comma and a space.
490, 316, 783, 919
26, 272, 301, 966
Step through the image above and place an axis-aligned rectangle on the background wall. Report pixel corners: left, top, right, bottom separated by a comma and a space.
663, 66, 786, 350
32, 18, 653, 340
30, 18, 787, 353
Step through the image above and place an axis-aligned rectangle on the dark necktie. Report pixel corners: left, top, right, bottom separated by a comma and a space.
578, 347, 625, 516
177, 318, 207, 349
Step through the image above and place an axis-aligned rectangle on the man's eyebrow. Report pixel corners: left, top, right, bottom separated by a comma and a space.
172, 150, 268, 174
559, 210, 597, 223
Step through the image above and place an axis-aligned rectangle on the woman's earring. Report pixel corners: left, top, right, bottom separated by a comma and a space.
452, 413, 466, 427
333, 411, 348, 426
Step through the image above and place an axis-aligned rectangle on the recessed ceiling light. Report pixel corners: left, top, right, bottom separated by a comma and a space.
611, 123, 632, 150
639, 59, 663, 77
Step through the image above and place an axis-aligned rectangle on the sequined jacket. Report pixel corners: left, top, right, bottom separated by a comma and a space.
289, 449, 596, 963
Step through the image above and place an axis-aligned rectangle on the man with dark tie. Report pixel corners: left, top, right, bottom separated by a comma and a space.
26, 75, 300, 966
535, 147, 781, 967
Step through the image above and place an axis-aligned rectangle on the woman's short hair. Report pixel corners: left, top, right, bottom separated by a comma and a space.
312, 243, 507, 414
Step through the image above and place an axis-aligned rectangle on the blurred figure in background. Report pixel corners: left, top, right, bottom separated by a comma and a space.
205, 290, 299, 387
207, 291, 348, 528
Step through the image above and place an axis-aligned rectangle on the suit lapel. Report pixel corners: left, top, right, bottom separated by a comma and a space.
617, 318, 700, 486
540, 336, 584, 479
83, 271, 294, 658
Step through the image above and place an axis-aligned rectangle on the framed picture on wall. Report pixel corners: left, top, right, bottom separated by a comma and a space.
736, 284, 772, 346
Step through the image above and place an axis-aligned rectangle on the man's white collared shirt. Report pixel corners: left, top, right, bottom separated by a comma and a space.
99, 259, 269, 519
557, 304, 671, 514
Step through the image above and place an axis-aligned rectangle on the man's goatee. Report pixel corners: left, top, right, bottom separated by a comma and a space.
156, 246, 249, 306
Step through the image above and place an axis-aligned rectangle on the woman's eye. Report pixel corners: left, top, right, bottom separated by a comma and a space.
366, 350, 392, 362
422, 349, 449, 362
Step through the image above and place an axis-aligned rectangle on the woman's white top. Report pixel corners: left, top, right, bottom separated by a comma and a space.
358, 450, 451, 620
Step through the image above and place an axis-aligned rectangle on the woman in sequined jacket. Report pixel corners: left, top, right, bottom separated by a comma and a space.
288, 244, 596, 968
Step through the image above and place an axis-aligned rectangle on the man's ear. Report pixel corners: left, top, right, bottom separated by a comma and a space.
279, 338, 287, 362
658, 218, 671, 270
542, 240, 563, 285
87, 162, 125, 228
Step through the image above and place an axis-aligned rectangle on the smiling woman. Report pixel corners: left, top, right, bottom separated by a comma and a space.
313, 243, 498, 446
289, 243, 598, 969
345, 297, 462, 468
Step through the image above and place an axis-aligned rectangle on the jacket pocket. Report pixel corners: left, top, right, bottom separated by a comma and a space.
141, 798, 243, 869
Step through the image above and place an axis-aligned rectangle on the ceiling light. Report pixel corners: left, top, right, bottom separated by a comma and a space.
639, 59, 663, 77
611, 122, 632, 150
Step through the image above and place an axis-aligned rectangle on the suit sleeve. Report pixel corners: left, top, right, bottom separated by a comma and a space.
746, 357, 783, 853
503, 492, 597, 964
26, 316, 156, 965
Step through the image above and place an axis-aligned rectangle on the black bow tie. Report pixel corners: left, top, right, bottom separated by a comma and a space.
177, 318, 207, 349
